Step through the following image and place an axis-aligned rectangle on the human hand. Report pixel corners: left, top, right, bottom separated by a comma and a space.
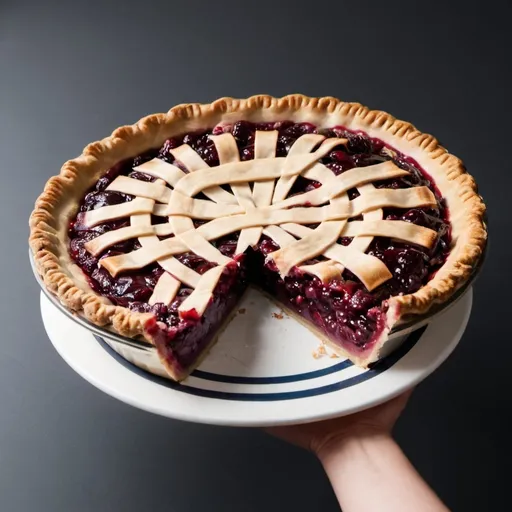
267, 389, 413, 458
268, 389, 450, 512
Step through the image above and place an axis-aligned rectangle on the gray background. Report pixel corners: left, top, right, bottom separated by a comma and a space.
1, 1, 510, 510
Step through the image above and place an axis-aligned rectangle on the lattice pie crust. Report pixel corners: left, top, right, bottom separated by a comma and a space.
29, 95, 487, 378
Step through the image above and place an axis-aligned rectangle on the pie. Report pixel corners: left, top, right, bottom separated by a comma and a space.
29, 95, 487, 381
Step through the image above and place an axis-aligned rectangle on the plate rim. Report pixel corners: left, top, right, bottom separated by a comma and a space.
40, 289, 472, 427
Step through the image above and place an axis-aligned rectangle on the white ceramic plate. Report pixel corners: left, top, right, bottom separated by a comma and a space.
40, 285, 472, 427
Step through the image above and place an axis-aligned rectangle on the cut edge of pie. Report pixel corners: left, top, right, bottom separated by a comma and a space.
29, 94, 487, 381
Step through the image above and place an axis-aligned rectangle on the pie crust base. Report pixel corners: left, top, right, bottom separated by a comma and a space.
29, 94, 487, 376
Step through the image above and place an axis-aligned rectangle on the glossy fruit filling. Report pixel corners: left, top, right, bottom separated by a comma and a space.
69, 121, 450, 372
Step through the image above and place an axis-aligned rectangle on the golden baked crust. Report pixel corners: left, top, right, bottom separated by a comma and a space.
29, 94, 487, 366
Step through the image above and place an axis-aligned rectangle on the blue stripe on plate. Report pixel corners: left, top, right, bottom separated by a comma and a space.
94, 326, 426, 402
192, 358, 354, 384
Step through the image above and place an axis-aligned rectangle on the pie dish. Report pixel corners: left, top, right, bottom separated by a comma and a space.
29, 94, 487, 381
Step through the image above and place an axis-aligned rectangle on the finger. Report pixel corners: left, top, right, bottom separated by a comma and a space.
396, 387, 415, 406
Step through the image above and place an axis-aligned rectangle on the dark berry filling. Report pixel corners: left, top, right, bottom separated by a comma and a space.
145, 262, 246, 375
69, 121, 450, 368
